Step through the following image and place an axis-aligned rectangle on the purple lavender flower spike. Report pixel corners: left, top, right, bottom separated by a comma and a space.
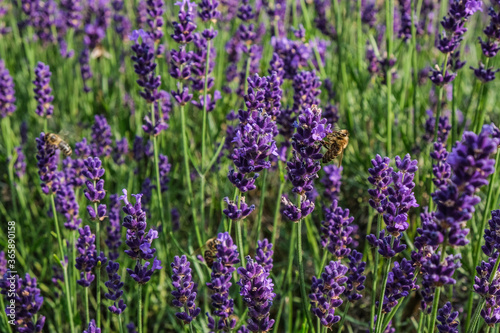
171, 0, 198, 44
321, 165, 342, 204
83, 319, 101, 333
309, 260, 348, 328
223, 196, 255, 220
0, 59, 16, 118
237, 257, 276, 332
75, 225, 97, 287
281, 195, 315, 222
91, 115, 112, 157
321, 200, 354, 259
0, 273, 46, 332
367, 155, 393, 213
171, 255, 201, 323
206, 232, 240, 331
255, 239, 273, 273
55, 171, 82, 230
367, 231, 406, 258
106, 194, 122, 260
61, 0, 82, 29
0, 251, 6, 276
104, 260, 126, 315
113, 138, 129, 165
13, 146, 26, 178
470, 62, 500, 83
137, 0, 147, 28
120, 189, 162, 284
344, 250, 366, 302
159, 154, 171, 192
33, 62, 54, 118
130, 29, 160, 103
36, 133, 59, 194
380, 258, 419, 314
436, 302, 459, 333
83, 157, 107, 223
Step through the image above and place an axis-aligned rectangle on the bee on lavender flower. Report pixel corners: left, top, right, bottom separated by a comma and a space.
192, 237, 221, 268
45, 133, 72, 156
321, 129, 349, 166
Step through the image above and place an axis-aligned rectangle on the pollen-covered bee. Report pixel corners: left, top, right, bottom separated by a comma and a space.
321, 129, 349, 166
45, 133, 72, 156
203, 237, 221, 269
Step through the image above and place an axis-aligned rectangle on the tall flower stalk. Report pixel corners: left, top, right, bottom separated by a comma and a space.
36, 133, 75, 333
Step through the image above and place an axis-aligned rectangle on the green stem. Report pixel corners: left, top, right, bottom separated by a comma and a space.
236, 219, 246, 267
50, 195, 75, 333
151, 102, 169, 264
271, 164, 285, 246
0, 296, 12, 333
85, 286, 90, 326
94, 202, 101, 328
473, 58, 491, 133
337, 302, 351, 333
180, 101, 203, 249
200, 25, 213, 234
417, 311, 425, 333
256, 169, 268, 242
369, 215, 381, 333
297, 212, 316, 333
375, 257, 393, 333
469, 298, 486, 333
119, 315, 124, 333
385, 0, 394, 157
138, 283, 143, 333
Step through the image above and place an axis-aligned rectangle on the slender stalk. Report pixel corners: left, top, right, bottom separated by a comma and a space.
236, 219, 246, 267
271, 164, 285, 246
200, 24, 213, 235
118, 315, 124, 333
180, 100, 203, 248
85, 286, 90, 326
94, 202, 101, 327
369, 215, 381, 333
427, 239, 448, 333
151, 102, 169, 264
417, 311, 425, 333
385, 0, 394, 157
473, 58, 491, 133
0, 296, 12, 333
375, 257, 393, 333
469, 298, 486, 333
473, 150, 500, 267
337, 302, 351, 333
297, 205, 316, 333
256, 169, 268, 242
50, 195, 75, 333
138, 283, 143, 333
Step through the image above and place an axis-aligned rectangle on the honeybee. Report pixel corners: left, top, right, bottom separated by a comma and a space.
203, 237, 221, 269
45, 133, 72, 156
321, 129, 349, 166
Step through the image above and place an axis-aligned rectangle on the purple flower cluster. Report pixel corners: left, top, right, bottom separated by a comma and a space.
281, 195, 315, 222
320, 200, 355, 259
120, 189, 162, 284
255, 238, 273, 272
472, 4, 500, 81
420, 254, 461, 313
432, 126, 498, 247
309, 260, 348, 328
0, 273, 46, 332
470, 62, 500, 83
171, 255, 201, 323
112, 0, 131, 40
320, 165, 342, 204
367, 155, 393, 213
380, 258, 419, 314
130, 29, 161, 104
344, 250, 366, 302
83, 157, 107, 222
237, 257, 276, 332
436, 302, 459, 333
55, 169, 82, 230
159, 154, 171, 192
75, 225, 97, 287
206, 232, 240, 331
13, 146, 26, 178
83, 319, 101, 333
113, 137, 129, 165
104, 260, 126, 315
106, 194, 122, 260
36, 133, 59, 194
223, 196, 255, 220
0, 59, 16, 118
33, 62, 54, 118
91, 115, 112, 158
228, 73, 280, 193
271, 36, 311, 80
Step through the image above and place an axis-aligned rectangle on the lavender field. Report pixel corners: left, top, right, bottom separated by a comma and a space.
2, 0, 500, 332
